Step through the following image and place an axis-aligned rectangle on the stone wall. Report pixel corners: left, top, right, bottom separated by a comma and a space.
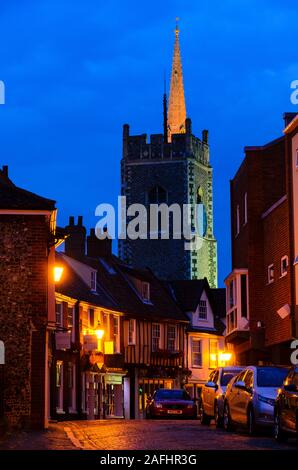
0, 215, 49, 428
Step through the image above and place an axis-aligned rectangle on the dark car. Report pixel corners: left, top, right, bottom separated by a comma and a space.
145, 388, 197, 419
274, 366, 298, 441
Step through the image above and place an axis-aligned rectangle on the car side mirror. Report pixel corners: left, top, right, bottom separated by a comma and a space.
205, 381, 218, 389
284, 384, 298, 393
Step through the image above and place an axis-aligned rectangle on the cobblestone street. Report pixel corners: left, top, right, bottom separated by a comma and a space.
0, 420, 297, 451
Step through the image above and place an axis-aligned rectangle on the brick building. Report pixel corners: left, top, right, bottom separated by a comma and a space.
119, 23, 217, 286
225, 113, 298, 365
0, 165, 57, 429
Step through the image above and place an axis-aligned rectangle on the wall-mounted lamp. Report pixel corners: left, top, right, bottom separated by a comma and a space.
54, 266, 64, 283
95, 321, 104, 340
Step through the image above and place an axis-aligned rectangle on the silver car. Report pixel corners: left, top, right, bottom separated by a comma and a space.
223, 366, 289, 435
199, 367, 243, 427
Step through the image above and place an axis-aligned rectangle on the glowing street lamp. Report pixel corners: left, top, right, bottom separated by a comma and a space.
54, 266, 64, 283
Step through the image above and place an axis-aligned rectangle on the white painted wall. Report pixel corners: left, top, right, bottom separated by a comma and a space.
192, 289, 214, 329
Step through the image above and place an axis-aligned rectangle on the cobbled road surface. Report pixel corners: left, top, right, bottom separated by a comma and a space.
0, 420, 297, 450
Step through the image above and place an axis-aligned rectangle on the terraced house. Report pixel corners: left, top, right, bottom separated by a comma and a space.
225, 112, 298, 365
52, 218, 190, 420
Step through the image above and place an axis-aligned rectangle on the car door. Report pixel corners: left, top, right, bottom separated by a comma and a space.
230, 370, 248, 424
239, 370, 253, 425
286, 371, 298, 432
228, 371, 246, 423
204, 371, 215, 415
208, 369, 219, 416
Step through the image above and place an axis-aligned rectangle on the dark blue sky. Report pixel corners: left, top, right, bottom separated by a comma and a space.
0, 0, 297, 285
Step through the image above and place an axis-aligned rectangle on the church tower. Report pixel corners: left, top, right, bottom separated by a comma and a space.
119, 23, 218, 287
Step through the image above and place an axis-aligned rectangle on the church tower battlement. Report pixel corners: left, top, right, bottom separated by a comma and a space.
119, 23, 218, 287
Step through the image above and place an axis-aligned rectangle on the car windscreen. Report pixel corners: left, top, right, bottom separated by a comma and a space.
220, 370, 243, 386
257, 367, 289, 387
155, 390, 192, 400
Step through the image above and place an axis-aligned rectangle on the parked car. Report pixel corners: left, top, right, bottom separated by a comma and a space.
274, 366, 298, 441
199, 366, 243, 427
145, 388, 197, 419
223, 366, 289, 435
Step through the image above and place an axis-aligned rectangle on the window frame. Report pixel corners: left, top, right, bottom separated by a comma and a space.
244, 192, 248, 225
198, 300, 207, 320
90, 271, 97, 292
167, 324, 176, 352
128, 319, 136, 346
152, 323, 161, 352
141, 282, 150, 302
267, 264, 274, 284
280, 256, 288, 277
209, 339, 218, 369
236, 204, 240, 236
88, 308, 95, 328
191, 339, 202, 368
56, 303, 62, 327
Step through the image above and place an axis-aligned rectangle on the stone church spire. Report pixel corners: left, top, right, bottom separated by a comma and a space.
167, 19, 187, 142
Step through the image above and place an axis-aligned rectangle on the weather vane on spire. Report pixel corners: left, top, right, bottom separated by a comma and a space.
175, 17, 179, 37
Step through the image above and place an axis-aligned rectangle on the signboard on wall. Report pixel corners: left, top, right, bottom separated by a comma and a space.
55, 332, 71, 350
83, 334, 98, 351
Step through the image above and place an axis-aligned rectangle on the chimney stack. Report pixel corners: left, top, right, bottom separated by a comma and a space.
65, 215, 86, 259
2, 165, 8, 178
87, 227, 112, 258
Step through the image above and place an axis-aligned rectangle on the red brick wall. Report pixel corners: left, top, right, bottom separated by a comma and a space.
262, 201, 292, 346
230, 136, 293, 360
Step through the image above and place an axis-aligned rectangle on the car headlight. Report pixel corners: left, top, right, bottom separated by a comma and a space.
155, 403, 163, 409
186, 404, 194, 409
257, 395, 275, 407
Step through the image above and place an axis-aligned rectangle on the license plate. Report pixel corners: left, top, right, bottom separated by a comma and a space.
167, 410, 182, 415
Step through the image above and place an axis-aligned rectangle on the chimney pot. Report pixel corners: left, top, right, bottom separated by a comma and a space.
2, 165, 8, 177
78, 215, 83, 226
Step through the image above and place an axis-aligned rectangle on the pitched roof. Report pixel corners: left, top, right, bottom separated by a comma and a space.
167, 279, 226, 336
166, 279, 207, 312
55, 252, 117, 309
0, 166, 55, 210
60, 252, 188, 322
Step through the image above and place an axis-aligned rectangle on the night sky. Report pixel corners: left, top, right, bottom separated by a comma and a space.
0, 0, 297, 285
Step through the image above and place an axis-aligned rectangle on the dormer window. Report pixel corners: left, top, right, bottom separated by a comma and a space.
91, 271, 97, 291
141, 282, 150, 302
198, 300, 207, 320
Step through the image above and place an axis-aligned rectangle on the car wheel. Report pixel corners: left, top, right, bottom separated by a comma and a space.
223, 402, 234, 432
247, 406, 258, 436
214, 402, 223, 428
199, 401, 211, 425
274, 411, 287, 442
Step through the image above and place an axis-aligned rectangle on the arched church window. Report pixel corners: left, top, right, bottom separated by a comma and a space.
197, 186, 203, 204
148, 186, 167, 204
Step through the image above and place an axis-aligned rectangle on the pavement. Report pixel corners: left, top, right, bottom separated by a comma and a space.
0, 419, 297, 451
